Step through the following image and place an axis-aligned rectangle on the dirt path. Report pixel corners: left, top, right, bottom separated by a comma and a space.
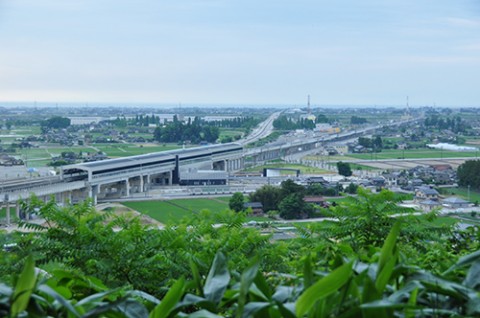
96, 202, 164, 226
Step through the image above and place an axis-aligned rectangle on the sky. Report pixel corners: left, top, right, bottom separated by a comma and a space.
0, 0, 480, 107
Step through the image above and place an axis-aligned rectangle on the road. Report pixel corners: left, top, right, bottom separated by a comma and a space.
238, 110, 283, 145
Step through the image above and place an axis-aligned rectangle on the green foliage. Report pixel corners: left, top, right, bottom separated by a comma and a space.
3, 223, 480, 317
350, 115, 367, 124
8, 197, 288, 299
249, 180, 313, 219
336, 161, 352, 177
4, 189, 480, 317
41, 116, 71, 130
229, 192, 245, 212
273, 115, 315, 130
457, 159, 480, 190
424, 114, 469, 133
278, 193, 313, 220
345, 182, 358, 194
153, 116, 219, 144
329, 188, 448, 253
248, 185, 282, 212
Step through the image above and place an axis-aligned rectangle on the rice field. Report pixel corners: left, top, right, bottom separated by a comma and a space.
121, 197, 230, 224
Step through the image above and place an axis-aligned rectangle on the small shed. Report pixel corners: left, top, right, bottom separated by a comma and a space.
244, 202, 264, 215
303, 196, 328, 207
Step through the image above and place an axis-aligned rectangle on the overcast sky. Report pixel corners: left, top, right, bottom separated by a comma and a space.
1, 0, 480, 107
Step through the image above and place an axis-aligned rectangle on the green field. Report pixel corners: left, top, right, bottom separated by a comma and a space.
349, 163, 380, 171
347, 149, 479, 160
413, 215, 458, 227
121, 197, 231, 224
220, 129, 244, 138
244, 163, 331, 175
120, 197, 275, 224
121, 201, 195, 223
441, 187, 480, 203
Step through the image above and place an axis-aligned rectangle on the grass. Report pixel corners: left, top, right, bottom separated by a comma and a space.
170, 198, 229, 213
121, 200, 194, 223
349, 163, 380, 171
0, 207, 18, 221
121, 197, 230, 223
347, 149, 480, 160
413, 215, 458, 227
220, 129, 244, 138
440, 187, 480, 203
121, 196, 272, 224
244, 163, 331, 175
213, 196, 232, 203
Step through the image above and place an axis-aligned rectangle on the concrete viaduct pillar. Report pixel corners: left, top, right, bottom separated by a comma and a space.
3, 195, 10, 225
16, 202, 20, 219
125, 179, 130, 197
88, 184, 99, 205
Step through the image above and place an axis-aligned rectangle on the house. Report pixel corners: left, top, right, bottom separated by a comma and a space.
419, 199, 442, 211
433, 172, 452, 185
244, 202, 264, 215
353, 145, 366, 153
303, 196, 328, 207
415, 186, 439, 202
430, 164, 452, 172
370, 177, 386, 188
442, 197, 471, 209
306, 176, 329, 186
410, 179, 424, 187
382, 173, 399, 186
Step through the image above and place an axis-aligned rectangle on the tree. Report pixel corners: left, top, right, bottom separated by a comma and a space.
358, 137, 372, 148
229, 192, 245, 212
350, 116, 367, 125
457, 160, 480, 190
249, 185, 282, 212
337, 161, 352, 177
279, 193, 306, 219
345, 182, 358, 194
373, 136, 383, 151
315, 114, 329, 123
40, 116, 71, 132
280, 179, 304, 198
329, 188, 448, 252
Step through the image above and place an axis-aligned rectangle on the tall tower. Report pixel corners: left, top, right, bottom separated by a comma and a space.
307, 94, 312, 117
306, 95, 316, 122
404, 96, 411, 119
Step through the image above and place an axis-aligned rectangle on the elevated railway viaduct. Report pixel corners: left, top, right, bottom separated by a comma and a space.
1, 143, 243, 220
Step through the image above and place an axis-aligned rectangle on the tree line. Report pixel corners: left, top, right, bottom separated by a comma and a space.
273, 115, 316, 130
40, 116, 71, 133
424, 114, 469, 133
153, 116, 219, 144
